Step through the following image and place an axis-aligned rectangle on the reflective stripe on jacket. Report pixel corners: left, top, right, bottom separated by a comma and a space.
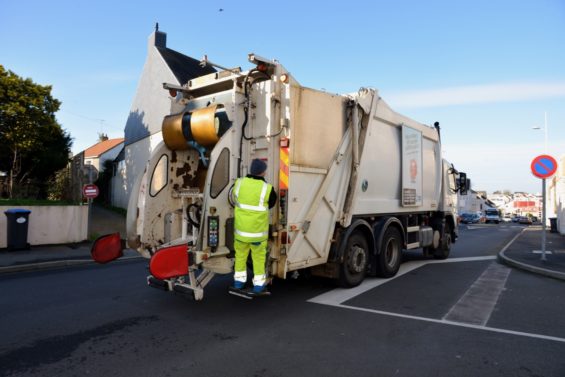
233, 177, 272, 242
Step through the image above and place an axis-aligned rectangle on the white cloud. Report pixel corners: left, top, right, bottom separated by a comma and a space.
388, 82, 565, 108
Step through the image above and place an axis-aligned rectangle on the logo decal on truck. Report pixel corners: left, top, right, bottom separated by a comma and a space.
401, 125, 423, 206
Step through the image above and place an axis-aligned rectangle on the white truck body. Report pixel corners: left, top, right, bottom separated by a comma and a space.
94, 54, 465, 300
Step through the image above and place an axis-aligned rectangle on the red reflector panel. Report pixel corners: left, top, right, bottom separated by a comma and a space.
91, 233, 123, 264
150, 245, 189, 280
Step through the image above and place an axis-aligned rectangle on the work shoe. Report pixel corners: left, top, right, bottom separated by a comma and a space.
252, 285, 267, 294
232, 281, 245, 290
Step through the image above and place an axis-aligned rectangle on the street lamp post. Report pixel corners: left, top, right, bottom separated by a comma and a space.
532, 112, 550, 261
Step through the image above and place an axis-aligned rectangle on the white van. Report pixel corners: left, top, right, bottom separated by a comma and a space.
485, 208, 501, 224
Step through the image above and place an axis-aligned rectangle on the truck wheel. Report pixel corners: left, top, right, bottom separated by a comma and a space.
433, 224, 452, 260
376, 227, 402, 278
339, 232, 369, 288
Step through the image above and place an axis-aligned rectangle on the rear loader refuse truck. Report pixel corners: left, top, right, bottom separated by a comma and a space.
91, 53, 467, 300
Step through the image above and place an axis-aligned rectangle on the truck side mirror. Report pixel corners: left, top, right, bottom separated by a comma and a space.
458, 173, 468, 195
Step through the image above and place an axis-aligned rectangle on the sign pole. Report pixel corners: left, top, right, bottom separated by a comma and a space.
530, 154, 558, 262
82, 182, 99, 240
541, 178, 546, 261
88, 171, 93, 240
88, 198, 92, 240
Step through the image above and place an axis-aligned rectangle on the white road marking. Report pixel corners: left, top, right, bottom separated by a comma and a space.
334, 304, 565, 344
466, 225, 491, 230
308, 256, 496, 306
532, 250, 553, 254
443, 262, 511, 326
499, 227, 527, 253
308, 228, 565, 343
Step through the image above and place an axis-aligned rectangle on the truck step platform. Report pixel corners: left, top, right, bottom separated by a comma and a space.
228, 286, 271, 299
147, 276, 171, 291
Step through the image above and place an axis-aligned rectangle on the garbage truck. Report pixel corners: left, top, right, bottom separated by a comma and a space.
91, 53, 467, 300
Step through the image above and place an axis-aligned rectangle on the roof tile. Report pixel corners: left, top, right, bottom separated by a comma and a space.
84, 138, 124, 158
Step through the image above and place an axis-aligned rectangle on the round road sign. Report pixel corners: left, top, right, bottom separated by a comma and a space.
531, 154, 558, 179
83, 184, 99, 199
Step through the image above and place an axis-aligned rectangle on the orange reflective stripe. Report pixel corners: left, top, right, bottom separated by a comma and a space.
280, 141, 289, 190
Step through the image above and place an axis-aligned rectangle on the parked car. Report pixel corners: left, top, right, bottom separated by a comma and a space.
518, 216, 533, 225
511, 216, 520, 223
460, 213, 482, 224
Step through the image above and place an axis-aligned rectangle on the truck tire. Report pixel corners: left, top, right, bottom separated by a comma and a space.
433, 223, 452, 260
376, 227, 402, 278
339, 232, 369, 288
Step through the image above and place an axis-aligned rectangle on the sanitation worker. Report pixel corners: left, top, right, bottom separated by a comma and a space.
231, 158, 277, 295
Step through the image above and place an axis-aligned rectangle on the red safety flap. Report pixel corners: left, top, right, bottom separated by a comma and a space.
91, 233, 123, 264
149, 244, 189, 280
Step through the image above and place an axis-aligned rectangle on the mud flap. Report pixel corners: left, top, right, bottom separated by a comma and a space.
149, 244, 190, 280
91, 233, 124, 264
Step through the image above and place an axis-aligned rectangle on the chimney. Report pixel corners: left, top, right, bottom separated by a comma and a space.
149, 22, 166, 49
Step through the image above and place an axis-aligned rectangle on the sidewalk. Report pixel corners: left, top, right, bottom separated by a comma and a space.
498, 225, 565, 281
0, 205, 141, 274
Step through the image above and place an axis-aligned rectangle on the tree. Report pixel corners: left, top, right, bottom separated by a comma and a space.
0, 65, 72, 198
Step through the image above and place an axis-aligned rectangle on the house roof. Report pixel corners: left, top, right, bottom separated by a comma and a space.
156, 46, 216, 85
84, 138, 125, 158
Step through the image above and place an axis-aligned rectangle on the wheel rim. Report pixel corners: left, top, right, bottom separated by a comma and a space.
348, 245, 366, 273
385, 238, 399, 268
445, 233, 451, 249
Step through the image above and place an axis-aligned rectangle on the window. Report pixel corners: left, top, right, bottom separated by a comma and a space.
150, 154, 168, 197
210, 148, 230, 198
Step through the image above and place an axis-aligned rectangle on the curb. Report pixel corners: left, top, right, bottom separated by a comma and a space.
498, 250, 565, 282
0, 256, 143, 275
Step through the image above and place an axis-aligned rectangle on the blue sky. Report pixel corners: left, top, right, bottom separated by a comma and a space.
1, 0, 564, 194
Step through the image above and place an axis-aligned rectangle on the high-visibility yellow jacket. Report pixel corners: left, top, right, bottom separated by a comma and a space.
232, 177, 273, 242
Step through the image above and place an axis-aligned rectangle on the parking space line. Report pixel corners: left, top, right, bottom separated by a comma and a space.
332, 304, 565, 344
443, 262, 511, 325
308, 260, 428, 306
308, 230, 563, 343
308, 256, 496, 306
499, 227, 527, 254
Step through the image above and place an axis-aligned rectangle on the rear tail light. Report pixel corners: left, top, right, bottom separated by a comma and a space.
91, 233, 124, 264
149, 244, 191, 280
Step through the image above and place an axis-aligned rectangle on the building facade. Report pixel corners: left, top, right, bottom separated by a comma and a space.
547, 155, 565, 234
111, 28, 215, 209
84, 138, 124, 172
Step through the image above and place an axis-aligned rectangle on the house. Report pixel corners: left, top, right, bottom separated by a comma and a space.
110, 26, 215, 209
458, 190, 495, 215
84, 137, 124, 172
511, 192, 541, 218
488, 192, 513, 213
547, 155, 565, 234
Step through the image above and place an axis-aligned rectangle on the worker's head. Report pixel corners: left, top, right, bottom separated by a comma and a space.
250, 158, 267, 176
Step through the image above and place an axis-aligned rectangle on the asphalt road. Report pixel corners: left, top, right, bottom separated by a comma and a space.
1, 223, 564, 377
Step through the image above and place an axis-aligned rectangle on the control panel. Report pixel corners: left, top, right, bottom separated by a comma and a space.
207, 215, 220, 248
